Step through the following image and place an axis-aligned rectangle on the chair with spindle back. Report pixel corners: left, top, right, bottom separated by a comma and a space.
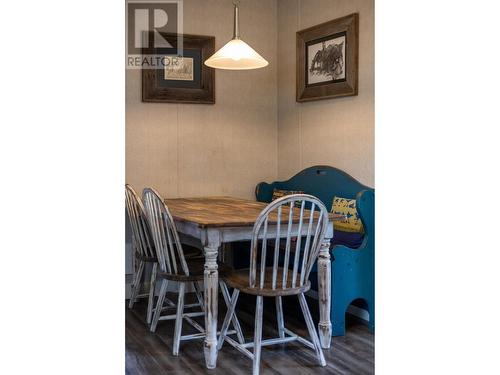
142, 187, 244, 356
217, 194, 329, 375
125, 184, 158, 325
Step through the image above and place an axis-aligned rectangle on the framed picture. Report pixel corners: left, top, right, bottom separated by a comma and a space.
142, 32, 215, 104
296, 13, 358, 102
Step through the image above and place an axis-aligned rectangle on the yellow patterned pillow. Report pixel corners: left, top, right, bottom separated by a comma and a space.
332, 196, 364, 233
272, 188, 304, 207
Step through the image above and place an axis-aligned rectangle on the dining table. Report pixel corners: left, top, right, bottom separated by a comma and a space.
164, 196, 340, 369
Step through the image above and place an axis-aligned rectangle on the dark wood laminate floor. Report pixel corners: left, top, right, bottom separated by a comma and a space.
126, 293, 374, 375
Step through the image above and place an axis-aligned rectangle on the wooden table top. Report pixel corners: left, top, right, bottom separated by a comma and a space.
164, 196, 344, 228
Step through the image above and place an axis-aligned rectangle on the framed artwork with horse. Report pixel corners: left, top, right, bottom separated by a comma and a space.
296, 13, 358, 102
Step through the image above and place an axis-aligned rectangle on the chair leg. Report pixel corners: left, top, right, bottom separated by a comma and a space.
192, 281, 205, 310
275, 296, 285, 339
219, 281, 245, 344
128, 260, 145, 309
150, 279, 168, 333
172, 282, 186, 356
217, 288, 240, 350
146, 262, 158, 324
298, 293, 326, 366
253, 295, 264, 375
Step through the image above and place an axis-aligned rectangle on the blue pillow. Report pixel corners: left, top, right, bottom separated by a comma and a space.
331, 230, 364, 249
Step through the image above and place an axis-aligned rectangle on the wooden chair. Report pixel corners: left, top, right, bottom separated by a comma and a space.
217, 194, 329, 375
125, 184, 158, 325
142, 187, 244, 356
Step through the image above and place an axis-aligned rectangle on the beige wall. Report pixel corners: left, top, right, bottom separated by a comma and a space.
126, 0, 374, 201
277, 0, 374, 186
126, 0, 278, 199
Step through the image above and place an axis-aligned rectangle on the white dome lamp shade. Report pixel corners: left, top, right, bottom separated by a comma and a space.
204, 0, 268, 70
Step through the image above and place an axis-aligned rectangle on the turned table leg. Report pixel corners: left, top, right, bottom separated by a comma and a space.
318, 237, 332, 349
203, 243, 219, 369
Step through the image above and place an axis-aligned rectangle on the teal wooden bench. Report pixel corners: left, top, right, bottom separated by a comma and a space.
255, 165, 374, 336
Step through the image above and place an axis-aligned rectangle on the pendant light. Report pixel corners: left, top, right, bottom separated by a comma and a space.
204, 0, 268, 70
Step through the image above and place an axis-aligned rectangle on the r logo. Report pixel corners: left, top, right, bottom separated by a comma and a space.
126, 0, 183, 68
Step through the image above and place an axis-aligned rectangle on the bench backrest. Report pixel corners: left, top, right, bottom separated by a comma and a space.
256, 165, 374, 243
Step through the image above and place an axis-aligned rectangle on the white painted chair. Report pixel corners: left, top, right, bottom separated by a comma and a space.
142, 187, 244, 356
125, 184, 158, 324
217, 194, 329, 375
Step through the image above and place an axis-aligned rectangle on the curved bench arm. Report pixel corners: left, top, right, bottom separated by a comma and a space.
356, 189, 374, 241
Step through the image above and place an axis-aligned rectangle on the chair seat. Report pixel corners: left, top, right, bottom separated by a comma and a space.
134, 252, 157, 262
183, 244, 204, 259
224, 267, 311, 297
134, 244, 202, 264
158, 259, 232, 282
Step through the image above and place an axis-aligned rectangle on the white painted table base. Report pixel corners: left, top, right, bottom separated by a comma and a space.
175, 220, 333, 369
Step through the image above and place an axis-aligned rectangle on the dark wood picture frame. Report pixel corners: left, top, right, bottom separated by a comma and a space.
296, 13, 359, 102
142, 32, 215, 104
